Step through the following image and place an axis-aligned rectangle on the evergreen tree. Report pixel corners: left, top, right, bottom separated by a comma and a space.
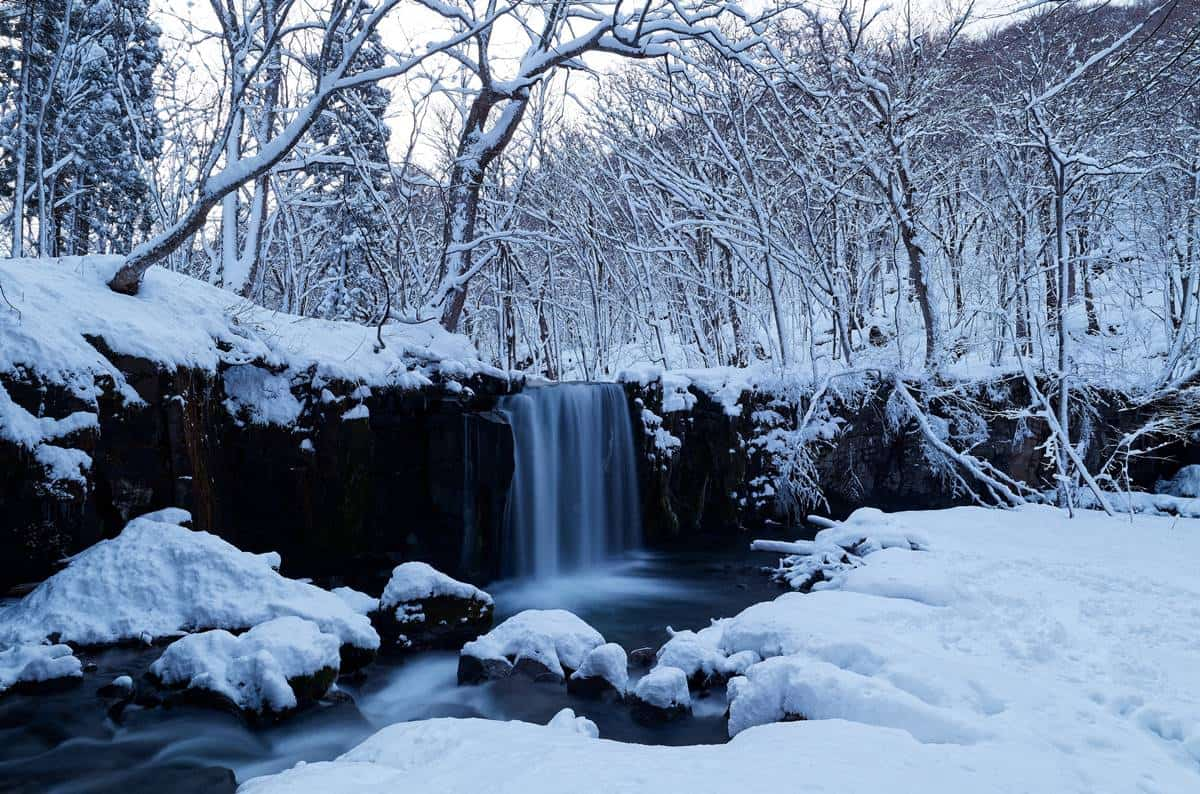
0, 0, 162, 256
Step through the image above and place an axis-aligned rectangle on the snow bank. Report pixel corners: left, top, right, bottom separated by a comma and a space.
459, 609, 604, 682
0, 509, 379, 654
0, 643, 82, 695
1157, 464, 1200, 498
150, 617, 340, 714
379, 562, 492, 609
0, 256, 506, 422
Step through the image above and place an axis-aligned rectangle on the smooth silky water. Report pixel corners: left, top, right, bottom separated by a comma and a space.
0, 384, 782, 792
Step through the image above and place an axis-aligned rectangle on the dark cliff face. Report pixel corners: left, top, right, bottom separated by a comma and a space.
625, 375, 1190, 540
0, 354, 516, 594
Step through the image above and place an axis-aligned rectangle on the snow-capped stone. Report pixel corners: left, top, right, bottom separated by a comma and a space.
332, 587, 378, 616
458, 609, 604, 685
568, 643, 628, 699
655, 624, 759, 689
547, 707, 599, 739
373, 562, 493, 652
149, 616, 341, 716
630, 666, 691, 723
0, 643, 82, 696
0, 510, 379, 667
1157, 464, 1200, 498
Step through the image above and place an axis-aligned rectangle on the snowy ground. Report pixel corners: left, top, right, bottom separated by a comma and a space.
243, 505, 1200, 793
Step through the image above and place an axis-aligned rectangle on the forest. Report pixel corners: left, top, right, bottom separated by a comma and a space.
1, 2, 1199, 792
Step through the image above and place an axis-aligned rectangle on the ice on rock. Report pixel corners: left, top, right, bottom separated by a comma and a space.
0, 510, 379, 659
459, 609, 604, 684
0, 643, 82, 695
547, 707, 600, 739
150, 616, 341, 714
569, 643, 629, 698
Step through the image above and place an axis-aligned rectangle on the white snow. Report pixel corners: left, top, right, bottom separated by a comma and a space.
0, 256, 506, 424
243, 505, 1200, 793
341, 404, 369, 421
1158, 465, 1200, 498
223, 365, 303, 426
0, 508, 379, 652
460, 609, 603, 679
150, 616, 340, 713
632, 665, 690, 710
569, 642, 629, 694
379, 562, 492, 610
331, 587, 378, 616
0, 643, 82, 695
655, 624, 758, 685
546, 707, 599, 739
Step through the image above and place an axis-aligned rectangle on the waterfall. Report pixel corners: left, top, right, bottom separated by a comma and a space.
497, 383, 642, 579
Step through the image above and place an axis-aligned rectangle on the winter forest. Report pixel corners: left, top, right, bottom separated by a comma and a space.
2, 1, 1200, 792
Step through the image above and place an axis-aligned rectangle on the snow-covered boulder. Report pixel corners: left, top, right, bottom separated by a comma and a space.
458, 609, 604, 685
630, 666, 691, 723
0, 643, 82, 696
0, 509, 379, 670
372, 562, 493, 652
331, 587, 377, 616
655, 624, 759, 690
149, 616, 341, 717
567, 643, 628, 700
1157, 464, 1200, 498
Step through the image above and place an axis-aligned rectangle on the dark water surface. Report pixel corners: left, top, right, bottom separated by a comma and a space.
0, 545, 781, 793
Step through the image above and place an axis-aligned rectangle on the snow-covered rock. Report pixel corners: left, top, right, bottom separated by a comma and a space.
0, 643, 82, 696
1157, 464, 1200, 498
331, 587, 378, 616
630, 666, 691, 723
655, 624, 759, 689
567, 643, 628, 699
372, 562, 493, 652
547, 707, 600, 739
149, 616, 341, 716
458, 609, 604, 685
0, 509, 379, 668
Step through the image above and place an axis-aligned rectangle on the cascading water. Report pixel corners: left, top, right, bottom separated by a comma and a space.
497, 383, 642, 579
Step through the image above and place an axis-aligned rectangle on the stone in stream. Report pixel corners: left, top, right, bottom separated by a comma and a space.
458, 609, 605, 685
370, 562, 494, 653
629, 666, 691, 724
567, 643, 629, 701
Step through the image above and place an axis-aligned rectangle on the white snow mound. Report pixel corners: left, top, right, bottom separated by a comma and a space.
379, 562, 492, 610
461, 609, 603, 679
570, 643, 629, 694
0, 643, 82, 695
0, 509, 379, 652
547, 707, 600, 739
150, 616, 340, 713
633, 666, 691, 710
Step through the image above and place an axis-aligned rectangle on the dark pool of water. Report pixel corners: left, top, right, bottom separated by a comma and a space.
0, 544, 782, 793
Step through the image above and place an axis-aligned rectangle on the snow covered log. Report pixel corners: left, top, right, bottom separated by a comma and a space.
0, 643, 82, 697
371, 562, 493, 652
148, 616, 341, 718
458, 609, 605, 685
0, 509, 380, 671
